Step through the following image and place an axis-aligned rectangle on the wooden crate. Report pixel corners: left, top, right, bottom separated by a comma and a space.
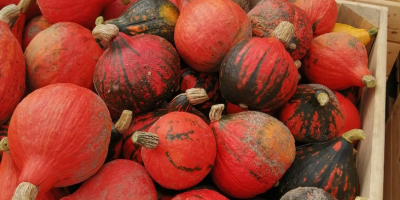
248, 1, 388, 199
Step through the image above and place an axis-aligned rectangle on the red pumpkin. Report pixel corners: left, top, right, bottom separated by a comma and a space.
8, 83, 112, 197
177, 0, 249, 12
101, 0, 138, 21
92, 24, 180, 114
37, 0, 130, 29
25, 22, 103, 91
172, 189, 228, 200
334, 92, 361, 137
219, 22, 299, 112
61, 159, 157, 200
209, 105, 296, 198
278, 84, 345, 143
0, 138, 70, 200
302, 32, 375, 90
248, 0, 313, 60
122, 88, 209, 163
289, 0, 337, 36
23, 15, 52, 51
226, 102, 247, 114
174, 0, 252, 72
131, 112, 216, 190
338, 86, 362, 105
0, 19, 26, 126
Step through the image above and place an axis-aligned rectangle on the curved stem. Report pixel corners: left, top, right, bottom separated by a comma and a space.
342, 129, 366, 143
92, 24, 119, 48
17, 0, 33, 14
0, 137, 9, 152
271, 21, 295, 47
115, 110, 133, 133
185, 88, 209, 105
0, 4, 19, 24
131, 131, 159, 150
209, 104, 225, 122
315, 90, 329, 106
12, 182, 38, 200
362, 75, 376, 88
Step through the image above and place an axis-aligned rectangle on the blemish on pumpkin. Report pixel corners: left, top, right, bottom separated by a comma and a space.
166, 130, 194, 141
313, 59, 318, 64
194, 195, 204, 199
348, 38, 358, 48
249, 170, 262, 182
134, 16, 139, 20
166, 151, 202, 172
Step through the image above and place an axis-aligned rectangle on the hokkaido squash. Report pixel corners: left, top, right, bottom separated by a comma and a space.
101, 0, 138, 21
339, 86, 362, 105
302, 32, 376, 90
278, 84, 345, 143
177, 0, 249, 12
332, 23, 379, 46
0, 13, 26, 126
37, 0, 130, 29
278, 129, 365, 200
8, 83, 112, 198
334, 92, 361, 140
122, 88, 209, 163
220, 21, 299, 112
172, 189, 228, 200
61, 159, 158, 200
23, 15, 52, 51
103, 0, 179, 44
131, 111, 216, 190
25, 22, 103, 91
209, 104, 296, 198
174, 0, 252, 72
280, 187, 335, 200
92, 24, 180, 114
288, 0, 337, 36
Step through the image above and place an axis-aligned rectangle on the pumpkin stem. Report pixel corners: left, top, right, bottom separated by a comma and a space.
368, 27, 379, 37
131, 131, 159, 150
271, 21, 295, 47
316, 91, 329, 106
209, 104, 225, 122
289, 43, 297, 50
362, 75, 376, 88
185, 88, 209, 105
121, 0, 131, 5
92, 24, 119, 47
0, 137, 9, 152
0, 4, 19, 24
115, 110, 133, 133
95, 16, 106, 26
12, 182, 38, 200
355, 197, 369, 200
342, 129, 366, 143
294, 60, 301, 69
17, 0, 32, 14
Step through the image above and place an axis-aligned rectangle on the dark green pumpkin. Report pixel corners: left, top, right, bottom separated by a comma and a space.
105, 0, 179, 44
280, 187, 335, 200
278, 129, 365, 200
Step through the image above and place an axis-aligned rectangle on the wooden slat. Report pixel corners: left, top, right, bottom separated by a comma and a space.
384, 114, 392, 200
389, 97, 400, 200
387, 41, 400, 78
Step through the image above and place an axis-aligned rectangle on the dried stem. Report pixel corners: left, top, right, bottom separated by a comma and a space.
0, 137, 9, 152
271, 21, 295, 47
12, 182, 38, 200
17, 0, 33, 14
115, 110, 133, 133
92, 24, 119, 47
185, 88, 209, 105
294, 60, 301, 69
209, 104, 225, 122
316, 92, 329, 106
131, 131, 159, 150
0, 4, 20, 24
362, 75, 376, 88
342, 129, 366, 143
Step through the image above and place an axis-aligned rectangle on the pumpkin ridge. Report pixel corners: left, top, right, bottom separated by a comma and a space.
165, 151, 203, 172
114, 35, 140, 56
246, 48, 271, 96
235, 39, 255, 85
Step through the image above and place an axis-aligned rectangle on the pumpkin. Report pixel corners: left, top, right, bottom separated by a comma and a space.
92, 24, 180, 114
25, 22, 103, 92
0, 0, 41, 21
278, 84, 345, 143
122, 88, 209, 163
0, 124, 8, 162
289, 0, 337, 36
23, 15, 52, 51
180, 68, 221, 111
131, 111, 216, 190
332, 23, 379, 46
219, 21, 299, 112
174, 0, 252, 72
61, 159, 157, 200
103, 0, 179, 45
209, 104, 296, 198
0, 138, 70, 200
248, 0, 313, 60
101, 0, 138, 21
302, 32, 376, 91
8, 83, 112, 198
339, 86, 362, 105
334, 92, 361, 138
172, 189, 229, 200
278, 129, 366, 200
177, 0, 249, 12
280, 187, 335, 200
0, 14, 26, 126
37, 0, 130, 29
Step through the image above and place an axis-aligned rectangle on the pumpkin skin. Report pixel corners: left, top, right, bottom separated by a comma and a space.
338, 86, 362, 105
278, 130, 363, 200
289, 0, 337, 37
93, 32, 180, 114
139, 112, 216, 190
105, 0, 179, 45
302, 32, 374, 91
278, 84, 345, 143
280, 187, 335, 200
177, 0, 249, 12
210, 110, 296, 198
180, 68, 221, 111
334, 92, 361, 136
172, 189, 229, 200
25, 22, 103, 91
8, 83, 112, 194
101, 0, 138, 21
61, 159, 158, 200
174, 0, 252, 72
23, 15, 52, 51
0, 21, 26, 126
220, 37, 298, 112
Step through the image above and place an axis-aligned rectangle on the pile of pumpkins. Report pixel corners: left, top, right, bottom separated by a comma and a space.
0, 0, 378, 199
